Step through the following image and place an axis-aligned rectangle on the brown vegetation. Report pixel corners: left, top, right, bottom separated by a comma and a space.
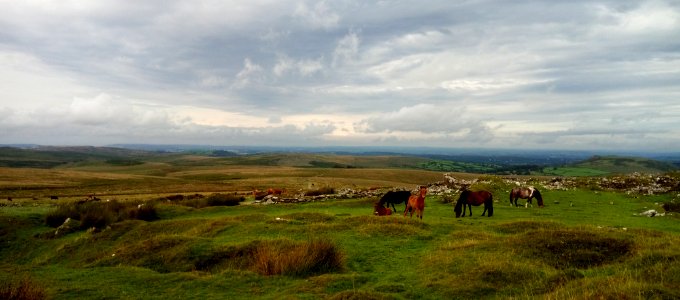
0, 277, 46, 300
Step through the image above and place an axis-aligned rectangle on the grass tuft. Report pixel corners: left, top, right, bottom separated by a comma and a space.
251, 238, 345, 277
0, 277, 47, 300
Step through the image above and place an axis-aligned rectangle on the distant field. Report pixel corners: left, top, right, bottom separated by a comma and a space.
541, 167, 611, 177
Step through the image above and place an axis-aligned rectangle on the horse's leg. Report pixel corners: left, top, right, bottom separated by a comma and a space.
482, 205, 487, 216
467, 204, 472, 216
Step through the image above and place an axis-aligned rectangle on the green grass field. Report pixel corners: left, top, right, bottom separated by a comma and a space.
1, 150, 679, 299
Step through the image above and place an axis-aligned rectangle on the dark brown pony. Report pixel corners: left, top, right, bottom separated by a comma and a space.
404, 186, 427, 219
509, 187, 544, 207
454, 190, 494, 217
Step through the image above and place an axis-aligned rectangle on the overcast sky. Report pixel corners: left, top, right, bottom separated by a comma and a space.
1, 1, 679, 151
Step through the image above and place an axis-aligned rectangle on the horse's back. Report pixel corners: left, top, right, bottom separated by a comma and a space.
380, 190, 411, 203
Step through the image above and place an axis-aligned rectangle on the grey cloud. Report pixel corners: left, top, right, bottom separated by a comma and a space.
1, 0, 679, 150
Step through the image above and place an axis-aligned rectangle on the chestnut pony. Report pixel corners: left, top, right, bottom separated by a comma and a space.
404, 186, 427, 219
454, 190, 494, 217
509, 187, 544, 207
373, 202, 392, 216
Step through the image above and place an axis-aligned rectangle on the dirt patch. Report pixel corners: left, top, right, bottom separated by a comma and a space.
513, 229, 633, 269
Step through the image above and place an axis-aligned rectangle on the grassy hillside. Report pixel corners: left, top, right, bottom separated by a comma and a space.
1, 179, 679, 299
543, 155, 678, 176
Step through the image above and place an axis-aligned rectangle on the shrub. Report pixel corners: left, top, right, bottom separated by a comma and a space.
205, 193, 243, 207
305, 187, 335, 196
0, 277, 47, 300
173, 193, 243, 208
662, 201, 680, 213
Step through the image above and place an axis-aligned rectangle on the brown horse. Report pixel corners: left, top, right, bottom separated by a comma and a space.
404, 186, 427, 219
454, 190, 494, 217
509, 187, 544, 207
267, 188, 284, 195
373, 201, 392, 216
252, 189, 268, 200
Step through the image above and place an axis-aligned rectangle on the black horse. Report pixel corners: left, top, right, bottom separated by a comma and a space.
378, 190, 411, 213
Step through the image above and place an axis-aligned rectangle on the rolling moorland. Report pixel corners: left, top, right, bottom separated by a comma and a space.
1, 146, 680, 299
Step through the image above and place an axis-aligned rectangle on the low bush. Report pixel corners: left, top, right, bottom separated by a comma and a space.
662, 201, 680, 213
0, 277, 47, 300
172, 193, 244, 208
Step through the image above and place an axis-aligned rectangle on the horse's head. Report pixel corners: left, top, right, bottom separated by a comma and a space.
418, 186, 427, 197
453, 191, 468, 218
534, 189, 544, 207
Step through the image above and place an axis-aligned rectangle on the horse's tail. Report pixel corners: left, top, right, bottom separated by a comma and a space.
487, 194, 494, 217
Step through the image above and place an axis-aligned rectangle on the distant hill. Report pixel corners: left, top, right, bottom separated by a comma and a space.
543, 155, 678, 176
2, 146, 678, 176
0, 146, 157, 168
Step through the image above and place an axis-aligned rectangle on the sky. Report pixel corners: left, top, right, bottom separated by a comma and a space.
1, 0, 679, 152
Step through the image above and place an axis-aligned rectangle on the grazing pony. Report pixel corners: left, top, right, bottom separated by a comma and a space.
509, 187, 544, 208
267, 188, 284, 195
373, 201, 392, 216
252, 189, 268, 200
404, 186, 427, 219
378, 190, 411, 213
454, 190, 494, 217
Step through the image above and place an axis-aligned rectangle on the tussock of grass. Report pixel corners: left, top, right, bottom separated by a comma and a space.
92, 235, 345, 277
251, 238, 345, 277
327, 290, 396, 300
0, 277, 47, 300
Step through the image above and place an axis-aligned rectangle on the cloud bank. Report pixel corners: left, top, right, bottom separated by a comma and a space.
1, 0, 679, 151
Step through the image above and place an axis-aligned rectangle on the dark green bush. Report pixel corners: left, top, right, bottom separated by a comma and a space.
45, 200, 157, 230
205, 193, 243, 207
172, 193, 243, 208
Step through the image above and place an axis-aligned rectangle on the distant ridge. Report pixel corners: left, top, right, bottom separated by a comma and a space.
574, 155, 677, 174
